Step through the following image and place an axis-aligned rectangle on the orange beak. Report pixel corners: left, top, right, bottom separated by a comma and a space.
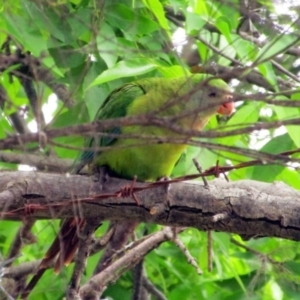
217, 95, 234, 115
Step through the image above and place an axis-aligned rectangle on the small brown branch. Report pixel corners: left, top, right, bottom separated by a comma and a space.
90, 225, 116, 254
16, 62, 46, 129
0, 254, 26, 299
6, 219, 36, 266
207, 231, 212, 272
67, 222, 98, 300
94, 221, 138, 274
0, 151, 72, 172
3, 260, 42, 280
142, 276, 167, 300
79, 227, 180, 299
200, 64, 294, 91
0, 115, 299, 164
173, 233, 202, 275
132, 259, 145, 300
193, 158, 209, 188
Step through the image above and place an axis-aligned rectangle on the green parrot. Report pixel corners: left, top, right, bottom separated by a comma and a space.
73, 74, 233, 179
23, 74, 233, 297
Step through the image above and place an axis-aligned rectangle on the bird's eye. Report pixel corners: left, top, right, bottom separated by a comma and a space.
209, 92, 217, 97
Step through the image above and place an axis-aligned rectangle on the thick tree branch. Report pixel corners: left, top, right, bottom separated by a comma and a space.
0, 171, 300, 241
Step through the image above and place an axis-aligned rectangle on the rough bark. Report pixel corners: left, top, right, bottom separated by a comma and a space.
0, 171, 299, 241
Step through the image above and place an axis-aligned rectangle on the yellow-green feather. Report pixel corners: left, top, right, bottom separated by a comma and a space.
74, 75, 230, 181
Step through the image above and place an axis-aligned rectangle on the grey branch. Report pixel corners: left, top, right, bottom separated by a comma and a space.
0, 171, 300, 241
0, 151, 72, 172
79, 227, 176, 299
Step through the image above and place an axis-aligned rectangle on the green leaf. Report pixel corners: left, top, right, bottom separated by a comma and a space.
230, 34, 257, 63
0, 221, 20, 254
4, 14, 48, 55
291, 91, 300, 101
0, 117, 13, 139
192, 0, 208, 15
257, 61, 278, 91
51, 103, 89, 159
283, 261, 300, 274
228, 103, 260, 126
106, 3, 159, 36
256, 34, 300, 64
216, 270, 269, 293
83, 62, 111, 119
251, 133, 295, 182
96, 22, 119, 68
260, 133, 295, 154
67, 8, 92, 40
218, 36, 236, 66
89, 58, 157, 87
22, 1, 68, 42
273, 100, 300, 147
216, 16, 232, 43
220, 102, 261, 145
48, 45, 87, 69
142, 0, 171, 37
196, 39, 212, 62
185, 12, 206, 34
276, 168, 300, 190
157, 65, 191, 78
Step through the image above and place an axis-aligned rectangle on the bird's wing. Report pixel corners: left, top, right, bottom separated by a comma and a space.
70, 83, 147, 174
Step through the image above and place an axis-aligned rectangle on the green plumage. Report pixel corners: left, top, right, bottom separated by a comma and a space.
73, 74, 231, 181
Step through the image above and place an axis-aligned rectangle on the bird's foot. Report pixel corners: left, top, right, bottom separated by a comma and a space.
91, 166, 110, 192
157, 176, 171, 194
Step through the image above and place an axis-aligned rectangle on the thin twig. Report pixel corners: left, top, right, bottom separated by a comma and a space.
207, 231, 213, 272
67, 222, 98, 299
173, 235, 202, 275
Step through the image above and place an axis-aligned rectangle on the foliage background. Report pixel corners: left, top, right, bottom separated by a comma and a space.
0, 0, 300, 299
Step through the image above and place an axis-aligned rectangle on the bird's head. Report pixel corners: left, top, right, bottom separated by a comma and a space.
181, 76, 234, 130
202, 78, 234, 116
